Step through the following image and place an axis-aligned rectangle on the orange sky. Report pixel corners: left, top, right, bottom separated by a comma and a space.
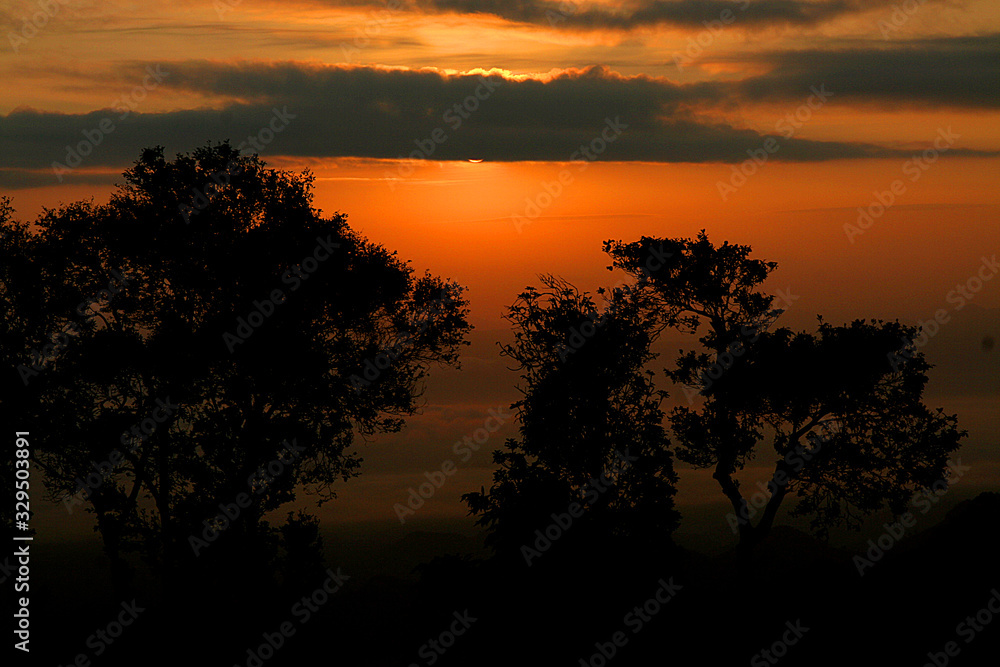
4, 0, 998, 545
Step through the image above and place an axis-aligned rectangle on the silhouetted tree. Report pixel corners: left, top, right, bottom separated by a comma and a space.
0, 196, 37, 548
605, 231, 966, 564
464, 275, 679, 567
1, 144, 471, 601
277, 510, 326, 592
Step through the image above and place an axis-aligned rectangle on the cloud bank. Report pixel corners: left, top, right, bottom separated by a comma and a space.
2, 38, 997, 188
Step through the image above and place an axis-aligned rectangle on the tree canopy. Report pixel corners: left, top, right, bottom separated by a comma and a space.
0, 143, 471, 597
605, 231, 966, 559
464, 275, 679, 567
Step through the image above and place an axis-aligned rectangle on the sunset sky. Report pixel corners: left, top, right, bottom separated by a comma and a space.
4, 0, 998, 547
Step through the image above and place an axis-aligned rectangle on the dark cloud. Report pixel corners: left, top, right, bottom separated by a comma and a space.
319, 0, 885, 30
728, 34, 1000, 109
1, 60, 994, 186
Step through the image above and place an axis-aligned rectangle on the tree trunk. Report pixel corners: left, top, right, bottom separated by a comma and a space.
151, 401, 180, 606
93, 500, 134, 600
715, 461, 792, 575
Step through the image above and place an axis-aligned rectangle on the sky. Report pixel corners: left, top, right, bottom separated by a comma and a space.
3, 0, 999, 548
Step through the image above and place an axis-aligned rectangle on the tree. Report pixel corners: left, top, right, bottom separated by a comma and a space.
605, 232, 966, 565
464, 275, 679, 569
1, 197, 39, 552
1, 143, 471, 600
